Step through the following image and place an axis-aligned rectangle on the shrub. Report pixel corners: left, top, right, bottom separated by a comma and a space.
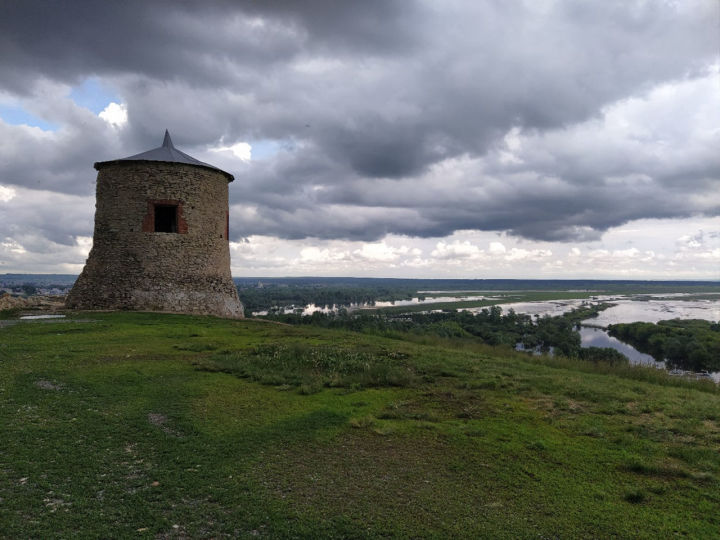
579, 347, 628, 366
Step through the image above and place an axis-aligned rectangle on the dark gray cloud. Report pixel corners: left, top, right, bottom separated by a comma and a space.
0, 0, 718, 247
0, 0, 417, 94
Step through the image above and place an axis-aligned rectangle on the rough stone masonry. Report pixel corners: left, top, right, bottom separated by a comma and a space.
66, 132, 244, 318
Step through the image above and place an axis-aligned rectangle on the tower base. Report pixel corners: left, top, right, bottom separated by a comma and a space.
66, 265, 244, 319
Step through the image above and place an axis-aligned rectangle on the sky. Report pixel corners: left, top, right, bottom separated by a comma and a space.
0, 0, 718, 280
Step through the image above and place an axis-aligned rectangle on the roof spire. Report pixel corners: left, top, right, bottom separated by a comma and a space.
162, 129, 174, 148
95, 130, 234, 182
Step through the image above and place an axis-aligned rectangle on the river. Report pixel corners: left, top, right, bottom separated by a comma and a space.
574, 296, 719, 381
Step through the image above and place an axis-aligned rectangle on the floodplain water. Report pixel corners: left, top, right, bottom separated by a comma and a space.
253, 292, 720, 380
467, 299, 592, 318
252, 295, 499, 316
372, 295, 493, 308
471, 295, 720, 324
588, 298, 719, 326
579, 327, 661, 367
496, 294, 719, 380
578, 326, 720, 383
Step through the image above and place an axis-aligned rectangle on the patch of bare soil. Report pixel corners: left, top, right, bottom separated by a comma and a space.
35, 380, 63, 391
147, 413, 183, 437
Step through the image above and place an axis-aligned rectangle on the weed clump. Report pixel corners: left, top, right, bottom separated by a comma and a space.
623, 489, 647, 504
197, 344, 416, 391
621, 460, 690, 479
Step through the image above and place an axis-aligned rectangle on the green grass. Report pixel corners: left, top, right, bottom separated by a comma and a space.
0, 307, 22, 319
2, 312, 720, 537
197, 343, 416, 392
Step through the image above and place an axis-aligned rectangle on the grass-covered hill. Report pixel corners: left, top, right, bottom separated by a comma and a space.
1, 312, 719, 538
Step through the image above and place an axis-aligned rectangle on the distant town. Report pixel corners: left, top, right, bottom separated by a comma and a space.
0, 274, 76, 296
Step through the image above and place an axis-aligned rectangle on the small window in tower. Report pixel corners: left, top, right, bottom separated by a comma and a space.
154, 204, 178, 233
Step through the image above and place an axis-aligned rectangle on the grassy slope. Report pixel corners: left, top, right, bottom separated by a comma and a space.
1, 312, 719, 538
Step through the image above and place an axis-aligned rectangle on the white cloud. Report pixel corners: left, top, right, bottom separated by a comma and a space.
640, 251, 656, 262
300, 246, 348, 262
354, 242, 401, 262
698, 249, 720, 260
299, 247, 326, 262
612, 248, 640, 258
1, 237, 26, 254
98, 102, 127, 127
677, 232, 707, 249
75, 235, 92, 258
505, 248, 552, 261
210, 141, 252, 162
0, 185, 16, 202
201, 221, 720, 279
499, 127, 524, 165
431, 241, 482, 260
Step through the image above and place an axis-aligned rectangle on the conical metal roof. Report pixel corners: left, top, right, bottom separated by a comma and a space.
94, 130, 234, 182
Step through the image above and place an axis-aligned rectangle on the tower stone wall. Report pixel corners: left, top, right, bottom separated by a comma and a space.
66, 159, 244, 318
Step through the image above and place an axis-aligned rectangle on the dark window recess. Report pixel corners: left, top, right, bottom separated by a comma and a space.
154, 205, 178, 233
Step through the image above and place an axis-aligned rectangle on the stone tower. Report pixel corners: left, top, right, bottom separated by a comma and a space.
66, 131, 244, 318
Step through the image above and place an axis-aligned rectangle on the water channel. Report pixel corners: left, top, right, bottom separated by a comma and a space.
484, 295, 719, 381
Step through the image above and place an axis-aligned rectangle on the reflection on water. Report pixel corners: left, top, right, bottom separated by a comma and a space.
252, 295, 498, 315
578, 326, 720, 383
253, 303, 349, 316
579, 327, 661, 367
467, 296, 719, 325
373, 295, 493, 308
468, 299, 589, 318
588, 299, 719, 326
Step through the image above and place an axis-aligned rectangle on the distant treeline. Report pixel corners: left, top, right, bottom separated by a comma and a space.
609, 320, 720, 372
6, 274, 719, 298
235, 277, 720, 313
237, 283, 417, 313
235, 277, 720, 293
261, 303, 627, 365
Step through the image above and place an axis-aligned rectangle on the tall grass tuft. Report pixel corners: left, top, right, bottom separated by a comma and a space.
527, 354, 718, 393
196, 343, 416, 391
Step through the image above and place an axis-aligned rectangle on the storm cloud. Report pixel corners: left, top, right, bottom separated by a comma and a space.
0, 0, 718, 273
